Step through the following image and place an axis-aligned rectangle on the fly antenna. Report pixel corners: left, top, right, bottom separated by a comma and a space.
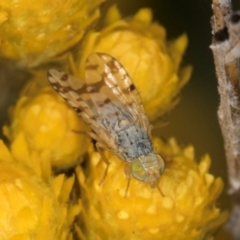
157, 184, 165, 197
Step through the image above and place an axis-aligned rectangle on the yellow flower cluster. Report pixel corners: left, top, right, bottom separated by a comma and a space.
0, 3, 226, 240
0, 0, 104, 68
77, 138, 228, 240
76, 6, 192, 121
0, 134, 81, 240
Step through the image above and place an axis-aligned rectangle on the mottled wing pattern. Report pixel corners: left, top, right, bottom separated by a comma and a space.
48, 53, 152, 156
47, 69, 95, 123
47, 69, 119, 153
85, 53, 151, 137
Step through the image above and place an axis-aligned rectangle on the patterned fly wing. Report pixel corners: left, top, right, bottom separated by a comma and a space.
47, 68, 118, 154
47, 69, 95, 123
48, 53, 152, 153
85, 53, 151, 138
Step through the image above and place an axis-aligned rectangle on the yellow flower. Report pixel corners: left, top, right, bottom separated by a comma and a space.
76, 138, 227, 240
76, 6, 192, 121
4, 71, 90, 170
0, 136, 81, 240
0, 0, 104, 68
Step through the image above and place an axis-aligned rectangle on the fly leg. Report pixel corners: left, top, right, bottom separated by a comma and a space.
124, 163, 132, 198
71, 130, 88, 135
150, 181, 165, 197
151, 170, 165, 197
156, 184, 165, 197
96, 143, 111, 186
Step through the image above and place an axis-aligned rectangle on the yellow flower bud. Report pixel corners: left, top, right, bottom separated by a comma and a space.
4, 71, 90, 170
0, 161, 60, 240
76, 6, 192, 121
76, 138, 227, 239
0, 0, 104, 68
0, 138, 82, 240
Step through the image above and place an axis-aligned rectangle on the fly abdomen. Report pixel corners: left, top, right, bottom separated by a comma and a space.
116, 125, 153, 160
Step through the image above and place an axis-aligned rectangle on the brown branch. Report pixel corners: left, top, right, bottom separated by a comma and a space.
211, 0, 240, 194
210, 0, 240, 239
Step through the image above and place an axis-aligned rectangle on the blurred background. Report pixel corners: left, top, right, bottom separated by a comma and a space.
1, 0, 240, 239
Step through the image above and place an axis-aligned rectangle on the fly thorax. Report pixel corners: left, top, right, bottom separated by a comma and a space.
99, 103, 132, 132
116, 125, 153, 160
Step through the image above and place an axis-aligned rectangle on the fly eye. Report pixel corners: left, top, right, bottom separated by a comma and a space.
130, 159, 147, 181
157, 154, 165, 174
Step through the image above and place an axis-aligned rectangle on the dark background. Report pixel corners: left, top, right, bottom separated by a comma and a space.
103, 0, 240, 239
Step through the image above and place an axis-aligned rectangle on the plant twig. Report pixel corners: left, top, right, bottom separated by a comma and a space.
210, 0, 240, 239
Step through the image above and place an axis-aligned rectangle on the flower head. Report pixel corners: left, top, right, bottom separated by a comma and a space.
76, 6, 192, 121
4, 71, 90, 170
0, 137, 81, 239
76, 138, 227, 239
0, 0, 104, 67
